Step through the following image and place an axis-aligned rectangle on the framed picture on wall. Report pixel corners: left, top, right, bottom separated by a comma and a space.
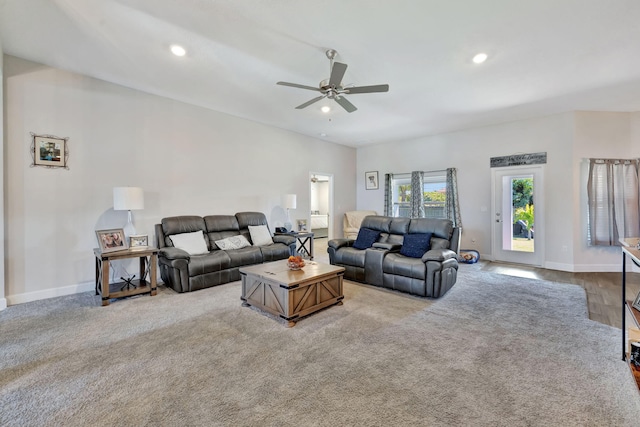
96, 229, 128, 253
31, 133, 69, 169
365, 171, 379, 190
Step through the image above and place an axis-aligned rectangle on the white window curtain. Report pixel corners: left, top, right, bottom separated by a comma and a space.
587, 159, 640, 246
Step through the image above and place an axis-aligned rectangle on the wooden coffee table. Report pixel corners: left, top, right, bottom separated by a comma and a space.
240, 260, 345, 327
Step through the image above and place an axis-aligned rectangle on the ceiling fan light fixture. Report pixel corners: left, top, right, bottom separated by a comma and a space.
472, 53, 488, 64
170, 45, 186, 57
321, 106, 331, 113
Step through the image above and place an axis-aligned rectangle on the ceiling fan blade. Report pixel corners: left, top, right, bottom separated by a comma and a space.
296, 95, 327, 109
344, 84, 389, 94
277, 81, 321, 92
329, 62, 347, 87
334, 95, 357, 113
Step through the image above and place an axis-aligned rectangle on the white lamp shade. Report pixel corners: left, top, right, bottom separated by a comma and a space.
283, 194, 297, 209
113, 187, 144, 210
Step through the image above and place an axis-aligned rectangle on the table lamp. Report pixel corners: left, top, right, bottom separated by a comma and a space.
283, 194, 297, 232
113, 187, 144, 238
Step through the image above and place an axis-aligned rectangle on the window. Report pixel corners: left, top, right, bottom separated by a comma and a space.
390, 172, 447, 218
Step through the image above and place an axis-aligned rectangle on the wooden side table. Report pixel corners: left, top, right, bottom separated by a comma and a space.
276, 231, 315, 260
94, 247, 158, 306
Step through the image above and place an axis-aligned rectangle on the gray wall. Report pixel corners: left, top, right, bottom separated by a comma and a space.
4, 55, 356, 304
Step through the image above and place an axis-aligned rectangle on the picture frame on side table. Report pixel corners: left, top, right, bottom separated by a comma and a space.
129, 234, 149, 249
96, 228, 128, 253
633, 291, 640, 312
31, 133, 69, 169
365, 171, 379, 190
297, 219, 308, 232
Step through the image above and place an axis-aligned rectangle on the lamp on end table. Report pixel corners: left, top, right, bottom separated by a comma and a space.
283, 193, 297, 232
113, 186, 144, 238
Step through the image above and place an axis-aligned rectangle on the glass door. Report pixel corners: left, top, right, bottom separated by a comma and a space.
492, 166, 544, 266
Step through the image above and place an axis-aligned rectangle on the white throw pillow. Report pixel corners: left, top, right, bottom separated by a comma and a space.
248, 225, 273, 246
215, 235, 251, 250
169, 230, 209, 255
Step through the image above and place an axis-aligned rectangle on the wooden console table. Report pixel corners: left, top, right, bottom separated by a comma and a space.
94, 247, 158, 306
620, 237, 640, 390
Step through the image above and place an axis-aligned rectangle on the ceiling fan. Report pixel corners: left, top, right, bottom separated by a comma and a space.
277, 49, 389, 113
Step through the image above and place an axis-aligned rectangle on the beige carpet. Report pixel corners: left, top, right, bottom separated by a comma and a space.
1, 267, 640, 426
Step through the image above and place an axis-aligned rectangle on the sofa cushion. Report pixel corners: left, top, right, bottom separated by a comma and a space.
226, 246, 263, 267
353, 227, 380, 250
333, 247, 367, 268
162, 216, 207, 248
383, 253, 426, 279
400, 233, 432, 258
188, 251, 232, 276
248, 225, 273, 246
215, 235, 251, 250
169, 231, 209, 255
260, 243, 291, 262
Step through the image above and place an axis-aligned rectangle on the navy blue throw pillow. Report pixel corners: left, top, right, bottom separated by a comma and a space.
353, 227, 380, 250
400, 233, 433, 258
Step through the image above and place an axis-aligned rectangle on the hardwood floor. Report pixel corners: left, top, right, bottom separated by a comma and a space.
313, 237, 640, 328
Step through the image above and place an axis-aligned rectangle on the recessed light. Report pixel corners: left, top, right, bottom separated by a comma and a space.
170, 45, 186, 57
321, 106, 331, 113
319, 133, 328, 137
472, 53, 488, 64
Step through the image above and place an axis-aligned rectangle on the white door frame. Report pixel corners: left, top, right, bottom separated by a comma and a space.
309, 171, 334, 240
491, 165, 545, 266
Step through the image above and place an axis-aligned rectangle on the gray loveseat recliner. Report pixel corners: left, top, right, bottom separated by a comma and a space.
155, 212, 296, 293
328, 216, 461, 298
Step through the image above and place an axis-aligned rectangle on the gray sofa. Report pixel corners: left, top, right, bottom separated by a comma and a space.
328, 216, 461, 298
155, 212, 295, 293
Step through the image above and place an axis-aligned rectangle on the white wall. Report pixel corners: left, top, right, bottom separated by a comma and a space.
0, 40, 6, 310
4, 55, 356, 304
357, 111, 638, 271
573, 111, 637, 270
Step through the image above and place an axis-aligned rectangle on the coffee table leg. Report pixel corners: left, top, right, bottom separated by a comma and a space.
286, 320, 296, 328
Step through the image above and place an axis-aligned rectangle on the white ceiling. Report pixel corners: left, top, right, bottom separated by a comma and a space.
2, 0, 640, 147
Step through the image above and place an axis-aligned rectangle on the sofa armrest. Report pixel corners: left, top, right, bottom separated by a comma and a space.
273, 234, 295, 246
159, 247, 191, 260
328, 239, 353, 250
422, 248, 457, 262
372, 242, 401, 251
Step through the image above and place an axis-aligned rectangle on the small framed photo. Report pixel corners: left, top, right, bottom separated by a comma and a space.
633, 291, 640, 312
297, 219, 308, 232
96, 229, 128, 253
365, 171, 379, 190
31, 133, 69, 168
129, 234, 149, 248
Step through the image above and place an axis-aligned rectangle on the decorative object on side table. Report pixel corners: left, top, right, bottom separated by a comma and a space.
297, 219, 307, 232
365, 171, 379, 190
129, 234, 149, 249
30, 133, 69, 169
96, 228, 128, 253
113, 186, 144, 239
283, 193, 297, 232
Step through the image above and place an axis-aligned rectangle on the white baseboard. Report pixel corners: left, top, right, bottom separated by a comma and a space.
0, 298, 6, 311
6, 281, 95, 306
544, 262, 577, 272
